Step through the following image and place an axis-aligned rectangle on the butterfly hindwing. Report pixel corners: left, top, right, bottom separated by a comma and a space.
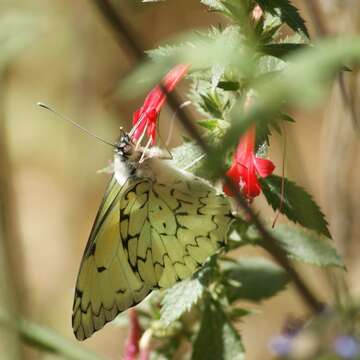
117, 171, 233, 291
146, 173, 233, 288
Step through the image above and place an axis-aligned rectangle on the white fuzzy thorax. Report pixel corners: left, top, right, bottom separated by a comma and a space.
114, 154, 131, 187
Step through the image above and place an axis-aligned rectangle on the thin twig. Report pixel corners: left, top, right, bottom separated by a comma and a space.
91, 0, 189, 123
91, 0, 323, 314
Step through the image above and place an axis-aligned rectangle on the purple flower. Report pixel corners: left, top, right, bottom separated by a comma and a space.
334, 336, 360, 359
269, 335, 293, 356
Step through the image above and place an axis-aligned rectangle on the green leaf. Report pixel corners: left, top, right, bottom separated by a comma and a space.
217, 37, 360, 168
260, 175, 331, 237
271, 225, 344, 268
120, 27, 255, 98
0, 308, 105, 360
200, 93, 224, 118
198, 119, 219, 130
146, 44, 180, 60
160, 277, 205, 327
281, 113, 296, 123
224, 257, 289, 303
261, 43, 307, 59
228, 307, 257, 321
200, 0, 225, 11
217, 81, 240, 91
192, 299, 244, 360
170, 142, 205, 175
256, 0, 309, 38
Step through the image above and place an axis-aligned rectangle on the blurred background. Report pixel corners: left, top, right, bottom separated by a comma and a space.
0, 0, 359, 359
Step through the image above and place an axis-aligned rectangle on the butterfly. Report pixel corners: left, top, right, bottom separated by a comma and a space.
72, 132, 234, 340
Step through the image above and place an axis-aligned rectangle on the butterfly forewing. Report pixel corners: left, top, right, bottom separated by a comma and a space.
72, 177, 151, 340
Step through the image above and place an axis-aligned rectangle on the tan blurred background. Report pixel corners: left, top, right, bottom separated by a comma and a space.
0, 0, 359, 359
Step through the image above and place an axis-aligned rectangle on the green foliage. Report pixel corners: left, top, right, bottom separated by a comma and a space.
198, 119, 219, 130
261, 43, 307, 59
121, 26, 255, 97
170, 141, 206, 177
117, 0, 352, 358
217, 81, 240, 91
224, 257, 289, 303
260, 175, 331, 237
217, 36, 360, 166
200, 0, 224, 11
272, 225, 344, 268
160, 277, 205, 327
256, 0, 309, 38
192, 299, 245, 360
199, 93, 224, 118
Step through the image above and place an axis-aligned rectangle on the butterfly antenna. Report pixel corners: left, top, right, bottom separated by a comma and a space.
37, 102, 117, 148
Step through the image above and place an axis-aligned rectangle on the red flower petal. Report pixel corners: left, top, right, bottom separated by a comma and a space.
131, 64, 189, 145
224, 163, 242, 196
123, 309, 142, 360
239, 161, 262, 198
223, 124, 275, 199
234, 126, 256, 163
253, 157, 275, 178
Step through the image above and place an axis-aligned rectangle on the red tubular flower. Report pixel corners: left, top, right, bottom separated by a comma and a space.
131, 64, 189, 145
123, 309, 142, 360
224, 125, 275, 199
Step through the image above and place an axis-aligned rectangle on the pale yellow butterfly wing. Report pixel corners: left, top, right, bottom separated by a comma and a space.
129, 176, 233, 289
72, 170, 233, 340
72, 176, 150, 340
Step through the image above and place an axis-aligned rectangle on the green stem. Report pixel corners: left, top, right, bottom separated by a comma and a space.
0, 70, 25, 358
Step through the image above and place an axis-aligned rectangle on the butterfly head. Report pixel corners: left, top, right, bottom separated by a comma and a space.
115, 132, 142, 163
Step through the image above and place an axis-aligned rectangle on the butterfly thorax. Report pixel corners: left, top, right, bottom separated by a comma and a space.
114, 133, 159, 186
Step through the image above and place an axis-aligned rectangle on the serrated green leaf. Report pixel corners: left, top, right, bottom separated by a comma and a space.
200, 93, 224, 118
271, 225, 344, 268
256, 0, 309, 38
192, 299, 244, 360
120, 27, 254, 98
224, 257, 289, 303
160, 278, 204, 327
260, 175, 331, 237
